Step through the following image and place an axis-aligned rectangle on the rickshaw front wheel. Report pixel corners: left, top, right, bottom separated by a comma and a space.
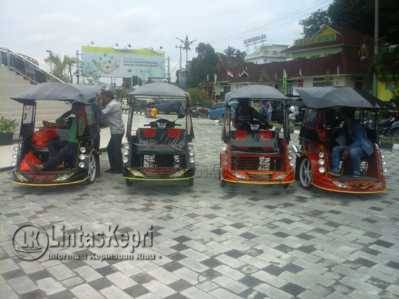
87, 153, 97, 183
299, 158, 313, 189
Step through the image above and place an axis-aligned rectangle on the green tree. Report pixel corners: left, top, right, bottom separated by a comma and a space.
188, 87, 213, 107
224, 46, 247, 62
44, 52, 76, 83
300, 9, 331, 37
187, 43, 218, 88
301, 0, 399, 44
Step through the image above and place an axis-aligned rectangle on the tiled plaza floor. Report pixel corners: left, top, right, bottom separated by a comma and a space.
1, 118, 399, 299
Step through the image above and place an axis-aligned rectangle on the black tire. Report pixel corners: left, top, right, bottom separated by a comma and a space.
87, 153, 97, 184
298, 157, 313, 189
95, 154, 101, 177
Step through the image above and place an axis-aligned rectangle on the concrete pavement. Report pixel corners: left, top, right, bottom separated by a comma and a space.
0, 117, 399, 298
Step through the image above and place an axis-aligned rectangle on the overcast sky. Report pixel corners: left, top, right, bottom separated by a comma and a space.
1, 0, 332, 78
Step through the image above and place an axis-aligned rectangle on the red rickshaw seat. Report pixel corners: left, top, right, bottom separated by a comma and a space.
233, 130, 249, 140
141, 128, 157, 138
166, 128, 183, 139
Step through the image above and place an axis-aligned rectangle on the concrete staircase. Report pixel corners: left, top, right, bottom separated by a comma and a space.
0, 48, 68, 134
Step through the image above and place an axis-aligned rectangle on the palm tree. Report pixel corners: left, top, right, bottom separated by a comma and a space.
44, 51, 76, 83
63, 56, 77, 83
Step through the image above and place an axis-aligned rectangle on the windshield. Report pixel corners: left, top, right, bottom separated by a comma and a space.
226, 99, 285, 134
128, 98, 188, 135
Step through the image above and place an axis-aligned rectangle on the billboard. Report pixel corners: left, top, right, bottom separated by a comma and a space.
81, 46, 165, 80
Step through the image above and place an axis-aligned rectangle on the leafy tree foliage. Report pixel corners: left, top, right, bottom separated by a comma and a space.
187, 43, 218, 88
188, 87, 213, 107
44, 51, 76, 83
224, 46, 247, 62
300, 9, 331, 37
301, 0, 399, 44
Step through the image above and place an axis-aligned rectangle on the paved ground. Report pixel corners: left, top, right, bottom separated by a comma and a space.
1, 117, 399, 299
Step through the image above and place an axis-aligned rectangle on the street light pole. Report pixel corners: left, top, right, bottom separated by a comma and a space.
176, 45, 183, 70
373, 0, 379, 96
76, 50, 80, 84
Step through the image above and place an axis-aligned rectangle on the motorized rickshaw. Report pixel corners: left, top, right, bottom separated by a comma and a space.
11, 82, 101, 186
219, 85, 295, 186
295, 87, 387, 194
123, 82, 195, 185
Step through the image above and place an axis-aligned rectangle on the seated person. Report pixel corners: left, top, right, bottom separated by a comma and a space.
234, 100, 270, 131
330, 112, 374, 177
34, 103, 86, 171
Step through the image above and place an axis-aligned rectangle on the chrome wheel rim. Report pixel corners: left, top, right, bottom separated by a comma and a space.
300, 159, 312, 187
88, 155, 96, 182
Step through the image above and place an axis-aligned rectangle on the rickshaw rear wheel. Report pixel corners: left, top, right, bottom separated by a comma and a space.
87, 153, 97, 183
299, 157, 313, 189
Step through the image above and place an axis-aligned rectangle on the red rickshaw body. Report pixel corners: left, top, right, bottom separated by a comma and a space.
296, 87, 387, 194
219, 85, 295, 186
220, 136, 295, 185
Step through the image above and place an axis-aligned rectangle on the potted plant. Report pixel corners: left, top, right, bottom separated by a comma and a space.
0, 116, 17, 145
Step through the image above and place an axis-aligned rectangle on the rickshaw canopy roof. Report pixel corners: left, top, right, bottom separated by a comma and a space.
225, 85, 288, 102
296, 87, 381, 109
129, 82, 187, 99
11, 82, 102, 104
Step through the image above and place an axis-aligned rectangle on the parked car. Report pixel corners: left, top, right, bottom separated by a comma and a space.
191, 106, 208, 118
208, 103, 225, 120
379, 114, 399, 137
156, 100, 184, 114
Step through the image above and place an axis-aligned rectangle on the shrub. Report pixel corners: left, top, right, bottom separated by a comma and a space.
0, 116, 17, 133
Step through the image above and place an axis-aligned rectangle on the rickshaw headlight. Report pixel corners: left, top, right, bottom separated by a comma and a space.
55, 172, 74, 181
319, 166, 326, 174
319, 152, 325, 159
15, 172, 28, 182
78, 162, 86, 168
318, 159, 325, 166
79, 154, 87, 161
123, 157, 129, 164
80, 147, 87, 154
122, 144, 130, 156
187, 143, 194, 160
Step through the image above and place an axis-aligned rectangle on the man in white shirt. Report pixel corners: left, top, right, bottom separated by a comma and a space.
101, 90, 124, 173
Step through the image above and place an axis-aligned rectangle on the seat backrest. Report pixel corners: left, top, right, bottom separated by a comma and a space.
166, 128, 183, 140
137, 128, 157, 140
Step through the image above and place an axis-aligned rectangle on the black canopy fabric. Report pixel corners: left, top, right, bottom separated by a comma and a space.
129, 82, 187, 99
225, 85, 288, 102
296, 87, 380, 109
11, 82, 102, 104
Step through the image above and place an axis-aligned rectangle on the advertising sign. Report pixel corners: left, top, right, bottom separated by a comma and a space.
81, 46, 165, 80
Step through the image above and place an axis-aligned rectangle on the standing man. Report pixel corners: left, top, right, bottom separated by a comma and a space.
101, 90, 124, 173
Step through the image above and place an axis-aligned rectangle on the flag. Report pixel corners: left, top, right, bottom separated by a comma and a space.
282, 69, 288, 95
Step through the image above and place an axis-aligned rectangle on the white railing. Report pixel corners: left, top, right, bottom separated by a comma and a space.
0, 47, 64, 84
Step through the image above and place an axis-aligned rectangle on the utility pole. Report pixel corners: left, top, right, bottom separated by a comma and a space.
167, 56, 171, 82
176, 35, 196, 68
176, 45, 183, 70
76, 49, 80, 84
373, 0, 379, 96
